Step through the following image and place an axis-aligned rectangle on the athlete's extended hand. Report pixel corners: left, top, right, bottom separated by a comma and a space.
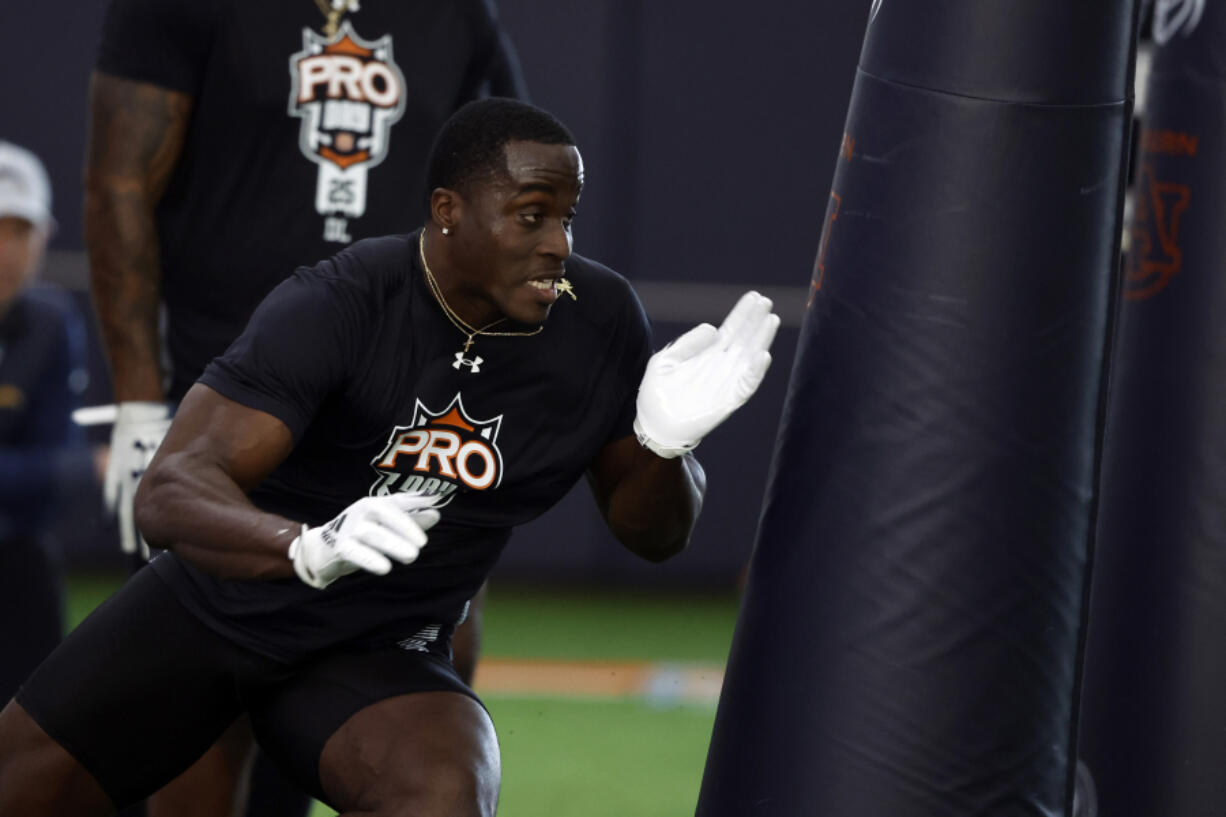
288, 493, 442, 590
104, 401, 173, 559
633, 291, 780, 458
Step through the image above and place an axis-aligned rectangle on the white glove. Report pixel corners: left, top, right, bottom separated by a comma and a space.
104, 401, 172, 559
288, 493, 442, 589
634, 291, 780, 458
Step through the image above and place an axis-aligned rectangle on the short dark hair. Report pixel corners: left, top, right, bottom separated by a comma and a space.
425, 98, 575, 206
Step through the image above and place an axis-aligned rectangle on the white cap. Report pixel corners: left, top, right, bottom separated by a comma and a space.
0, 141, 53, 229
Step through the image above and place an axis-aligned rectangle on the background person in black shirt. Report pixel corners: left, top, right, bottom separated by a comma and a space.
0, 99, 779, 817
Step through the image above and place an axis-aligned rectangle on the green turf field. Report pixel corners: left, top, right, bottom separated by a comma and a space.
66, 575, 741, 817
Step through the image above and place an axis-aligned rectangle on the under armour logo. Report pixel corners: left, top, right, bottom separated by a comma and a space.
453, 353, 483, 373
321, 513, 347, 547
323, 216, 352, 243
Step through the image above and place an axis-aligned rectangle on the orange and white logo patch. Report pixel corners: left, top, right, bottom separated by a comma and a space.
1125, 163, 1190, 302
288, 21, 406, 242
369, 394, 504, 503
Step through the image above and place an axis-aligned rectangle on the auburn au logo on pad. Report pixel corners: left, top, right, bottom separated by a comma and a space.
1126, 163, 1190, 302
369, 394, 504, 504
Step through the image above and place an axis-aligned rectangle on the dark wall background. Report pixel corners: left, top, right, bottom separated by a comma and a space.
3, 0, 872, 588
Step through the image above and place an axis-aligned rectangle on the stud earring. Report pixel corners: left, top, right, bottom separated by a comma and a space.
441, 227, 451, 236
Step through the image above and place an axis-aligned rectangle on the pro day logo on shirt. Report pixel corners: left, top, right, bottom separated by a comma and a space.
369, 394, 505, 504
288, 21, 406, 243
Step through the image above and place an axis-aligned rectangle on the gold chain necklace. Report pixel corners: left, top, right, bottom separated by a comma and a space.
314, 0, 359, 37
418, 232, 543, 369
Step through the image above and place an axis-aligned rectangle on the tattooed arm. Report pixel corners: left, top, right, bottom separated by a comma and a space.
84, 71, 193, 402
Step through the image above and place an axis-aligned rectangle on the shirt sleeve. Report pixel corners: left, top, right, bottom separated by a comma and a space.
95, 0, 215, 94
455, 0, 529, 105
481, 28, 530, 100
199, 257, 372, 442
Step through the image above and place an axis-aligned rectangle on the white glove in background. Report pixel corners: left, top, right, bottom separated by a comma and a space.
288, 492, 442, 589
634, 291, 781, 459
104, 401, 172, 558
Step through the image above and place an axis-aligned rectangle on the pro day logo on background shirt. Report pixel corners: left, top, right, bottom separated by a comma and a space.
288, 21, 406, 243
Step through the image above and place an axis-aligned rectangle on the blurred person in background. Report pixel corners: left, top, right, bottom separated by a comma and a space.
85, 1, 525, 815
0, 141, 92, 705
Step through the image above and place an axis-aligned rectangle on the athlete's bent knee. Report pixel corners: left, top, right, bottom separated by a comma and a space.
0, 700, 115, 817
380, 757, 497, 817
321, 692, 499, 817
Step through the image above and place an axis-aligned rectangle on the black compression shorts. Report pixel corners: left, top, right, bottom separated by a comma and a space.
15, 565, 480, 807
